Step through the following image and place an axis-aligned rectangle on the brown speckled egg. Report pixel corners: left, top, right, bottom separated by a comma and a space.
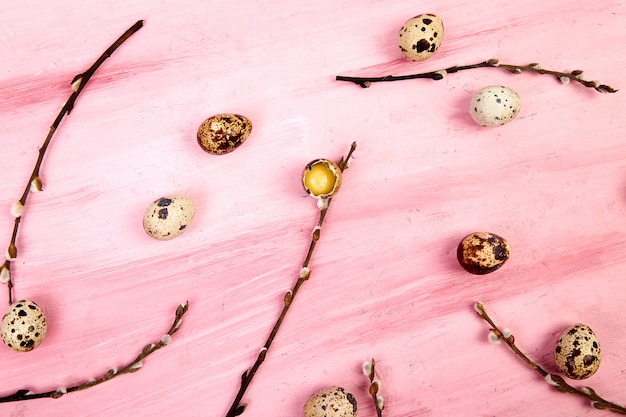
1, 300, 47, 352
397, 13, 444, 61
554, 323, 601, 380
457, 232, 511, 275
197, 113, 252, 155
304, 386, 358, 417
143, 195, 196, 241
469, 85, 521, 127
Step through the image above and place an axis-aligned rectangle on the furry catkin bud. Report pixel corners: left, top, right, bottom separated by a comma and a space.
10, 201, 23, 218
0, 266, 10, 284
362, 360, 372, 377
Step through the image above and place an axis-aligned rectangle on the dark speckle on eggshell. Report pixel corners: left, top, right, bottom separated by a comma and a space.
415, 39, 430, 53
157, 198, 173, 207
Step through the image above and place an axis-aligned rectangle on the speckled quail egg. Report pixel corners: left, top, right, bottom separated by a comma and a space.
143, 195, 196, 241
397, 13, 444, 61
554, 323, 601, 380
1, 300, 47, 352
197, 113, 252, 155
304, 386, 358, 417
457, 232, 511, 275
469, 85, 521, 127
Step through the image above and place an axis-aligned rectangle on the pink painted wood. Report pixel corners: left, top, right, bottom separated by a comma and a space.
0, 1, 625, 416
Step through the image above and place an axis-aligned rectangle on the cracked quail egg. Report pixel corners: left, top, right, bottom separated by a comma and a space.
302, 158, 342, 200
1, 300, 47, 352
397, 13, 444, 61
143, 195, 196, 241
554, 323, 601, 380
304, 386, 358, 417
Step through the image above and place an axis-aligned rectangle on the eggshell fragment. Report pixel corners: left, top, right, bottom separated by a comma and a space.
1, 300, 47, 352
457, 232, 511, 275
398, 13, 444, 61
143, 195, 196, 241
469, 85, 521, 127
303, 386, 358, 417
197, 113, 252, 155
554, 323, 601, 380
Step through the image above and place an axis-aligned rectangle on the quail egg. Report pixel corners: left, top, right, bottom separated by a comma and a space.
197, 113, 252, 155
469, 85, 521, 127
304, 386, 358, 417
554, 323, 601, 380
457, 232, 511, 274
1, 300, 47, 352
143, 195, 196, 241
397, 13, 444, 61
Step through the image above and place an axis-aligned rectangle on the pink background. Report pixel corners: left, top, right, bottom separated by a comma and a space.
1, 1, 625, 416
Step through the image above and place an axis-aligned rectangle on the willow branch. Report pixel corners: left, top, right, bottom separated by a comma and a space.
1, 20, 145, 304
474, 302, 626, 414
336, 59, 617, 93
363, 358, 384, 417
224, 142, 357, 417
0, 301, 188, 403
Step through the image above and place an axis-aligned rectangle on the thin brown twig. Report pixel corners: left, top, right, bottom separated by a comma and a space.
474, 301, 626, 414
1, 20, 145, 305
224, 142, 357, 417
336, 59, 617, 93
0, 301, 188, 403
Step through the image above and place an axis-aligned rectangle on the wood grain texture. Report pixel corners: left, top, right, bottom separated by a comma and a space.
0, 1, 625, 416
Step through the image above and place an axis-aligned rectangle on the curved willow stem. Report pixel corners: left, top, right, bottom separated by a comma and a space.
2, 20, 145, 304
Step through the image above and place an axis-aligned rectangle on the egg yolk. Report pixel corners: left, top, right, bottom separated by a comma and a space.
304, 162, 337, 197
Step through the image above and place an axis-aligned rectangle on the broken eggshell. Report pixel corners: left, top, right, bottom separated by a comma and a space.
302, 158, 343, 200
143, 195, 196, 241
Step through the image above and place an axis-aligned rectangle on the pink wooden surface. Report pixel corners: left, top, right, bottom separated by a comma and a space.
1, 1, 625, 416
